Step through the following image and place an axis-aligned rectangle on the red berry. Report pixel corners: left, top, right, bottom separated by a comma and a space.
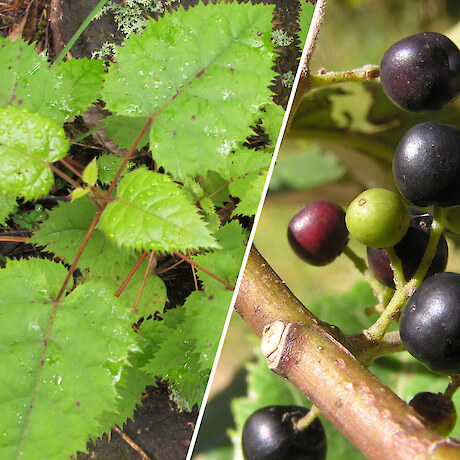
287, 200, 348, 266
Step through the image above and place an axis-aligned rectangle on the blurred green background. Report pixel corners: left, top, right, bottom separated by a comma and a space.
193, 1, 460, 459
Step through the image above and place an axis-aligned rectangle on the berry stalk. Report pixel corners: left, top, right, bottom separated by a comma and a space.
365, 218, 444, 342
309, 64, 380, 87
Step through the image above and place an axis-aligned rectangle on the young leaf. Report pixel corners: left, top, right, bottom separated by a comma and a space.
82, 157, 99, 186
0, 37, 104, 124
102, 2, 277, 179
0, 107, 69, 199
70, 187, 89, 201
0, 258, 137, 459
99, 169, 218, 252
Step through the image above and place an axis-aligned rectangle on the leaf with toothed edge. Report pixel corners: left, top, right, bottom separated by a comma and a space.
0, 107, 69, 199
101, 2, 277, 179
193, 220, 249, 292
0, 36, 103, 124
139, 289, 233, 408
30, 197, 168, 317
0, 258, 138, 459
99, 169, 218, 252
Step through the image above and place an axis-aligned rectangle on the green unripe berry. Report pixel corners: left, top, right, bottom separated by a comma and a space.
345, 188, 410, 248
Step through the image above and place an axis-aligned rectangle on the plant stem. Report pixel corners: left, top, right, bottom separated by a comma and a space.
106, 116, 154, 197
444, 376, 460, 400
172, 250, 234, 291
55, 207, 104, 301
115, 251, 148, 297
296, 405, 322, 431
365, 219, 444, 343
132, 251, 157, 314
342, 245, 389, 306
56, 117, 154, 300
342, 245, 367, 274
386, 247, 406, 289
285, 0, 326, 132
236, 246, 460, 459
309, 65, 380, 87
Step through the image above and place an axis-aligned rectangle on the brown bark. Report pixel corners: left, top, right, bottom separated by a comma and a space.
235, 246, 460, 460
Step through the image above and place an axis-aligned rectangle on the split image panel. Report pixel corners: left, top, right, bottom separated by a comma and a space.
188, 1, 460, 460
0, 1, 316, 460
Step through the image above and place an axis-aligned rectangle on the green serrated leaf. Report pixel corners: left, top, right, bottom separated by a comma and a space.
95, 348, 153, 433
182, 290, 233, 370
258, 102, 286, 145
30, 198, 167, 316
52, 58, 104, 123
0, 258, 137, 459
102, 2, 277, 179
200, 196, 221, 234
200, 171, 232, 209
100, 169, 218, 252
140, 289, 232, 408
0, 37, 103, 124
82, 157, 98, 186
230, 170, 267, 217
137, 307, 204, 409
0, 107, 69, 199
227, 148, 271, 216
96, 153, 134, 185
102, 114, 150, 150
193, 220, 248, 292
0, 193, 16, 225
182, 177, 205, 203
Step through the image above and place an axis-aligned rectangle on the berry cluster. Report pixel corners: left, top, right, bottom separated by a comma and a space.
287, 31, 460, 376
243, 32, 460, 459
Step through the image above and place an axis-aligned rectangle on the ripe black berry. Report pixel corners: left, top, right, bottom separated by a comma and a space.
242, 405, 327, 460
287, 200, 348, 266
409, 392, 457, 436
380, 32, 460, 112
393, 121, 460, 207
367, 209, 448, 288
400, 272, 460, 375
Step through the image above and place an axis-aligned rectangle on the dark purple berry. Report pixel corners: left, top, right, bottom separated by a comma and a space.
287, 200, 348, 266
367, 209, 448, 288
400, 272, 460, 375
393, 121, 460, 207
380, 32, 460, 112
409, 392, 457, 436
242, 405, 327, 460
